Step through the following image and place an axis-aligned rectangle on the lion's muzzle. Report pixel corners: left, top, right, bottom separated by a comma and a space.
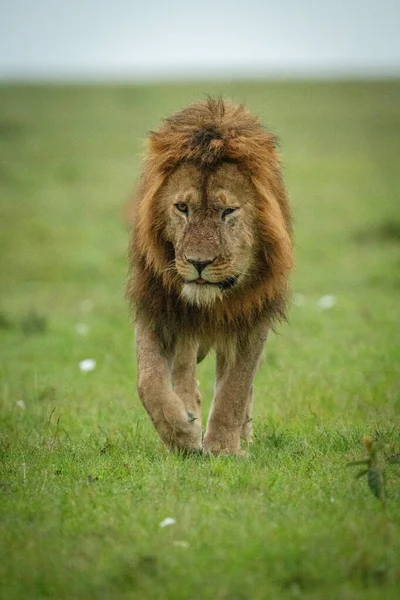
186, 257, 215, 277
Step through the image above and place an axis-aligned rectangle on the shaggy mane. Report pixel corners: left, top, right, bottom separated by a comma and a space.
127, 98, 293, 349
150, 97, 280, 173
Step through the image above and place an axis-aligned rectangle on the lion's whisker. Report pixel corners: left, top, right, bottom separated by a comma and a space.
163, 260, 176, 274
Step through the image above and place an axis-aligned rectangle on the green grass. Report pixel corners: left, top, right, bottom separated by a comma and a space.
1, 80, 400, 600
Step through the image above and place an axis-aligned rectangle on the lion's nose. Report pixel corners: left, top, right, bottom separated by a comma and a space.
186, 258, 214, 276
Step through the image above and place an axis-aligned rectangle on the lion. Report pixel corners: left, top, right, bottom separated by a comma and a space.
127, 98, 293, 455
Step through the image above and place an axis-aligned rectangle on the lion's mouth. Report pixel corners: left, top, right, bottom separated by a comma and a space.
184, 276, 238, 290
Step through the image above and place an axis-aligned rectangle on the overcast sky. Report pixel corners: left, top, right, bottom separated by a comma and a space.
1, 0, 399, 80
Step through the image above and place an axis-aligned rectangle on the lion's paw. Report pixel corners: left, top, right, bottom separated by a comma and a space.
202, 431, 246, 456
157, 414, 202, 454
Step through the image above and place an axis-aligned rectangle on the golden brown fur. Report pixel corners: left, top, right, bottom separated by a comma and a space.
127, 98, 293, 454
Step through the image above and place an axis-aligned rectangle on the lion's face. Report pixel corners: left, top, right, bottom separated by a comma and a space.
161, 162, 257, 306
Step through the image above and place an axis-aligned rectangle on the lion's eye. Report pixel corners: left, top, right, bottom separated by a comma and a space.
175, 203, 189, 215
222, 207, 237, 220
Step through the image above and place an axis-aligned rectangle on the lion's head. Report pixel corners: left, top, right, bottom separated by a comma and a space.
160, 161, 258, 306
129, 98, 292, 330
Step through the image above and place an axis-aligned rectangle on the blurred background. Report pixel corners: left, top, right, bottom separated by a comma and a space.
1, 0, 400, 80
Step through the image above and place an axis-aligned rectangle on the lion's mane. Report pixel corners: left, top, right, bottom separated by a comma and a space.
127, 98, 293, 349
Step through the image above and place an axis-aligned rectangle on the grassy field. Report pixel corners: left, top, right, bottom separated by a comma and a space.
1, 80, 400, 599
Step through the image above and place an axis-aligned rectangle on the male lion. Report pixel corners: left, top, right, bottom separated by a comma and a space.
127, 98, 292, 455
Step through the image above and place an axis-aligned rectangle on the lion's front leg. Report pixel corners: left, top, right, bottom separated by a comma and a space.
203, 323, 268, 455
241, 386, 254, 442
171, 337, 202, 426
135, 318, 202, 452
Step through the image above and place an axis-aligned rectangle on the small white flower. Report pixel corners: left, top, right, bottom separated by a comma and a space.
317, 295, 336, 309
330, 497, 335, 503
79, 359, 96, 372
293, 293, 306, 307
159, 517, 176, 528
16, 400, 26, 410
75, 323, 89, 336
173, 540, 189, 548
